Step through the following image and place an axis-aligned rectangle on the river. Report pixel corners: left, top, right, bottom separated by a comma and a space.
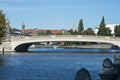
0, 48, 120, 80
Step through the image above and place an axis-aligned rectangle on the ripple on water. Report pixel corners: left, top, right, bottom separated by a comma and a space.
0, 49, 116, 80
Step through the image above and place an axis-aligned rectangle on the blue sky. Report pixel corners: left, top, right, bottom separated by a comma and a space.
0, 0, 120, 30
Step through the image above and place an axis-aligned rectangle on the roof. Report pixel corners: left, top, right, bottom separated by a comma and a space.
24, 29, 63, 34
25, 29, 36, 34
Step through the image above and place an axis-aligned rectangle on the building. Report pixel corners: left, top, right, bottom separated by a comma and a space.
24, 29, 63, 35
105, 24, 119, 34
71, 26, 77, 32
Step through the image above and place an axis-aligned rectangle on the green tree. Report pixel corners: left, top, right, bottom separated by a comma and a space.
63, 31, 71, 35
69, 29, 78, 35
97, 16, 111, 36
37, 32, 46, 35
46, 30, 52, 35
78, 19, 84, 34
83, 28, 95, 35
10, 28, 20, 33
97, 16, 106, 36
0, 10, 6, 38
104, 27, 112, 36
114, 25, 120, 37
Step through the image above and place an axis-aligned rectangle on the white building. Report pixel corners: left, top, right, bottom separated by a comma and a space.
71, 26, 77, 32
106, 24, 119, 34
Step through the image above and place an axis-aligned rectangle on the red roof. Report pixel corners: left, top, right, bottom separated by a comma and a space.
50, 30, 62, 34
25, 29, 36, 34
24, 29, 62, 35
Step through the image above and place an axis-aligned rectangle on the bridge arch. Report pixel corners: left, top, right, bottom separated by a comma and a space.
14, 43, 34, 52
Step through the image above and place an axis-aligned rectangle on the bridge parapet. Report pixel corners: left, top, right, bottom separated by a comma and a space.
11, 35, 120, 42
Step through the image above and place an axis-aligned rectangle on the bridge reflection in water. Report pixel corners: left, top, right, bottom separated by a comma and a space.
29, 47, 120, 53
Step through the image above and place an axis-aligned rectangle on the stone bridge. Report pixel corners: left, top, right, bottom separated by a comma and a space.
0, 35, 120, 52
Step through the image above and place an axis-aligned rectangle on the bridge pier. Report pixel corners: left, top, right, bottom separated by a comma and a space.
0, 42, 12, 53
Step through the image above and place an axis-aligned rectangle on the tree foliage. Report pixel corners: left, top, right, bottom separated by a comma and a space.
97, 16, 106, 36
83, 28, 95, 35
78, 19, 84, 34
37, 32, 46, 35
10, 28, 20, 33
69, 29, 78, 35
104, 27, 112, 36
114, 25, 120, 37
0, 10, 6, 38
46, 30, 52, 35
97, 16, 111, 36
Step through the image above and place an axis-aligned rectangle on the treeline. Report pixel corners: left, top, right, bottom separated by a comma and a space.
0, 10, 6, 44
69, 19, 95, 35
69, 16, 120, 37
114, 25, 120, 37
0, 10, 6, 38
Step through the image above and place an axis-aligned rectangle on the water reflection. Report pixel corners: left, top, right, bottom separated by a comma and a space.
0, 55, 4, 65
29, 47, 120, 53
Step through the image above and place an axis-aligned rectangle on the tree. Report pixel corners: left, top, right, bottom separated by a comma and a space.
69, 29, 78, 35
97, 16, 111, 36
63, 31, 71, 35
78, 19, 84, 34
97, 16, 106, 36
114, 25, 120, 37
46, 30, 52, 35
83, 28, 95, 35
37, 32, 46, 35
104, 27, 112, 36
0, 10, 6, 38
10, 28, 20, 33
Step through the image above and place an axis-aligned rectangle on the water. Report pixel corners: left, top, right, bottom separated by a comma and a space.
0, 48, 119, 80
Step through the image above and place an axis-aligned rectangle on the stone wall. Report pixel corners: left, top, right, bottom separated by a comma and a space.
0, 42, 12, 53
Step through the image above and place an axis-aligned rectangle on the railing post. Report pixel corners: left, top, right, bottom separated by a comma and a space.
2, 47, 4, 54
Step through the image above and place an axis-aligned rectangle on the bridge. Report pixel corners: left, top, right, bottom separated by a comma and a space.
0, 35, 120, 52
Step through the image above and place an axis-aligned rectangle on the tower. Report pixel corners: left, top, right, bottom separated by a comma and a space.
71, 25, 77, 32
22, 22, 25, 36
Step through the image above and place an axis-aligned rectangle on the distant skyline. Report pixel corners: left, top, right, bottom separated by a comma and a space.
0, 0, 120, 30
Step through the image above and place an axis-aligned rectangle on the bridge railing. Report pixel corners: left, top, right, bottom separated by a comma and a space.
10, 35, 120, 41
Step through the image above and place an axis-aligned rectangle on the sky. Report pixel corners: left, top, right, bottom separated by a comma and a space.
0, 0, 120, 30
